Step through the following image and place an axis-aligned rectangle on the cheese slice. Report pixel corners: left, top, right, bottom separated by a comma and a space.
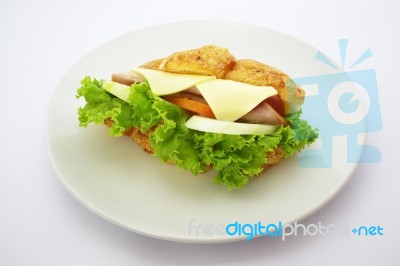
131, 68, 216, 96
196, 79, 278, 121
102, 80, 130, 101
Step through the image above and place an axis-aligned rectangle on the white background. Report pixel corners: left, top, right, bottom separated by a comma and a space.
1, 0, 399, 265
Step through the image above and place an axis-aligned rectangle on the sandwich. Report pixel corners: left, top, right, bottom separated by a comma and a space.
76, 45, 318, 190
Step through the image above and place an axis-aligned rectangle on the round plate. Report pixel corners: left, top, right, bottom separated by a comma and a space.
45, 21, 365, 243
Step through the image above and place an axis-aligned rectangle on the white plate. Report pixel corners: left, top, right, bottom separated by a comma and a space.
45, 21, 365, 243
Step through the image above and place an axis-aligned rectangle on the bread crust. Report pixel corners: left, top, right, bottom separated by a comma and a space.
158, 45, 236, 78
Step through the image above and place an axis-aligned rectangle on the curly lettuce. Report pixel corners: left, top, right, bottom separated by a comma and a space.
77, 77, 318, 190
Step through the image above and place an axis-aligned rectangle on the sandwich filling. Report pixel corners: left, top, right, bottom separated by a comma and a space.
77, 76, 317, 190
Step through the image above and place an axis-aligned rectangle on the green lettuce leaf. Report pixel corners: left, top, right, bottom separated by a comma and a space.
76, 77, 134, 136
76, 77, 318, 190
275, 111, 319, 158
193, 133, 281, 189
126, 82, 206, 174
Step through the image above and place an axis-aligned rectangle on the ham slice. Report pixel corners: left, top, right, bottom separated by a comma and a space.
238, 101, 287, 125
111, 71, 143, 85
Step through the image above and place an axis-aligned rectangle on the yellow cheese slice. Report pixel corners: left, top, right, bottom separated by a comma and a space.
131, 68, 216, 96
196, 79, 278, 121
102, 81, 130, 101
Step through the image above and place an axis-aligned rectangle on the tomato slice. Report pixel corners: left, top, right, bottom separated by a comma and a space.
163, 96, 215, 118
